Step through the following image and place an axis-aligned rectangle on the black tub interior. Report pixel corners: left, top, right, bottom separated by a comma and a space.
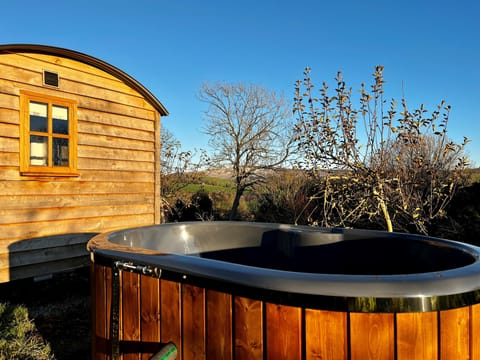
198, 231, 475, 275
109, 225, 477, 276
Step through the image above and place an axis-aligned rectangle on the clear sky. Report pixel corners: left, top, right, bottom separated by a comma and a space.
2, 0, 479, 166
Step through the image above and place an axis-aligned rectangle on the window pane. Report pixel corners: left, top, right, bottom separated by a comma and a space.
29, 102, 48, 132
53, 138, 69, 166
30, 135, 48, 166
52, 105, 69, 134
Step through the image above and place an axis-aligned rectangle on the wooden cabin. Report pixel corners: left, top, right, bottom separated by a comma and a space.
0, 44, 168, 282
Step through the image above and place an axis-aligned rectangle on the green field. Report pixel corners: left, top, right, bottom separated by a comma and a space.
182, 176, 236, 194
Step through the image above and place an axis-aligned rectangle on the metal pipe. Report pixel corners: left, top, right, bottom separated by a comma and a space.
114, 260, 162, 277
149, 342, 177, 360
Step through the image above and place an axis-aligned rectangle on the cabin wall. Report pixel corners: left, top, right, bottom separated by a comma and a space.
0, 52, 161, 282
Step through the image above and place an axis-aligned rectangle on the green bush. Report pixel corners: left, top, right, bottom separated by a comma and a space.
441, 182, 480, 245
0, 302, 54, 360
165, 190, 214, 221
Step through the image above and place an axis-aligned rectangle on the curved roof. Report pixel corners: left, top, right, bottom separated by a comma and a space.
0, 44, 168, 116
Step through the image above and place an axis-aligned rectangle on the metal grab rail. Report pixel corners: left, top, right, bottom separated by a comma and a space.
110, 261, 173, 360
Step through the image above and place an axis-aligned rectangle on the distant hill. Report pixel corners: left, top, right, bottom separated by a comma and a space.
203, 168, 234, 180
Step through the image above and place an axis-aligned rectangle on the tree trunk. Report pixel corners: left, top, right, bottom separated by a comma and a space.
229, 187, 244, 220
375, 182, 393, 232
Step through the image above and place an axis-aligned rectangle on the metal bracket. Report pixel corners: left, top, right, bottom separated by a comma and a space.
114, 261, 162, 278
110, 260, 163, 360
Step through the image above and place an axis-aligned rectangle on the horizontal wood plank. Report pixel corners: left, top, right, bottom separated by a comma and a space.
0, 203, 153, 225
0, 49, 163, 284
0, 122, 18, 138
78, 132, 154, 151
1, 232, 96, 253
0, 92, 19, 110
0, 213, 154, 242
0, 108, 19, 124
0, 137, 18, 153
0, 255, 89, 282
0, 65, 39, 90
0, 242, 89, 268
2, 53, 140, 96
78, 157, 154, 172
79, 108, 154, 132
0, 78, 156, 121
79, 121, 154, 142
0, 168, 154, 182
0, 57, 154, 111
78, 169, 154, 182
79, 145, 154, 162
0, 154, 18, 168
0, 193, 154, 210
0, 180, 153, 196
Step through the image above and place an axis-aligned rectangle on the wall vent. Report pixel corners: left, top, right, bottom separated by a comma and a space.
43, 70, 59, 87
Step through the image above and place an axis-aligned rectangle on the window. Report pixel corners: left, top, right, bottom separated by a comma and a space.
20, 91, 78, 176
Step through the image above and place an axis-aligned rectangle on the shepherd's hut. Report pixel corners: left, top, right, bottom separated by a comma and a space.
0, 44, 168, 282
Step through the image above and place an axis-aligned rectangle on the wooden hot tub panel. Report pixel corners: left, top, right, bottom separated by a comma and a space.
91, 263, 480, 360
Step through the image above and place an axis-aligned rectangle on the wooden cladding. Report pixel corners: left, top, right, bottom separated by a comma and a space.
0, 49, 163, 282
92, 263, 480, 360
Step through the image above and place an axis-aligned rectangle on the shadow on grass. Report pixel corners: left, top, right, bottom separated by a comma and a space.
0, 268, 91, 360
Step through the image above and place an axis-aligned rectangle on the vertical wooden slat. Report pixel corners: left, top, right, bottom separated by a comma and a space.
105, 267, 113, 360
182, 284, 206, 360
160, 280, 182, 359
206, 290, 233, 360
92, 263, 107, 360
396, 312, 438, 360
350, 312, 394, 360
154, 111, 162, 224
440, 306, 470, 359
234, 297, 263, 360
471, 304, 480, 360
140, 276, 160, 360
118, 269, 124, 360
305, 309, 347, 360
122, 271, 141, 360
266, 303, 302, 359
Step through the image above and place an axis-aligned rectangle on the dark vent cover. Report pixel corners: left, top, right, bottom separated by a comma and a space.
43, 71, 59, 87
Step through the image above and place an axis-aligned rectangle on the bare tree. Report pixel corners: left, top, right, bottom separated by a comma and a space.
254, 169, 312, 225
161, 128, 205, 220
200, 82, 292, 220
294, 66, 469, 234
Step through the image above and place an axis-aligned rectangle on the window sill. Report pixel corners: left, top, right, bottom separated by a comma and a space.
20, 170, 79, 178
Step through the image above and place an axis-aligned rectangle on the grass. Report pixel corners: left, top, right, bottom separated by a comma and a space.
0, 268, 91, 360
0, 302, 54, 360
466, 167, 480, 184
183, 176, 236, 194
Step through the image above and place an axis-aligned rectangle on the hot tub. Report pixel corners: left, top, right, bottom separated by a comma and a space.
88, 222, 480, 359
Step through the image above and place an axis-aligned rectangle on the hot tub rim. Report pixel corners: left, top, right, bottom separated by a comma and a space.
88, 222, 480, 313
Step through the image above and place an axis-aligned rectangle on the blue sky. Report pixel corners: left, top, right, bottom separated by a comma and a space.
2, 0, 479, 165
